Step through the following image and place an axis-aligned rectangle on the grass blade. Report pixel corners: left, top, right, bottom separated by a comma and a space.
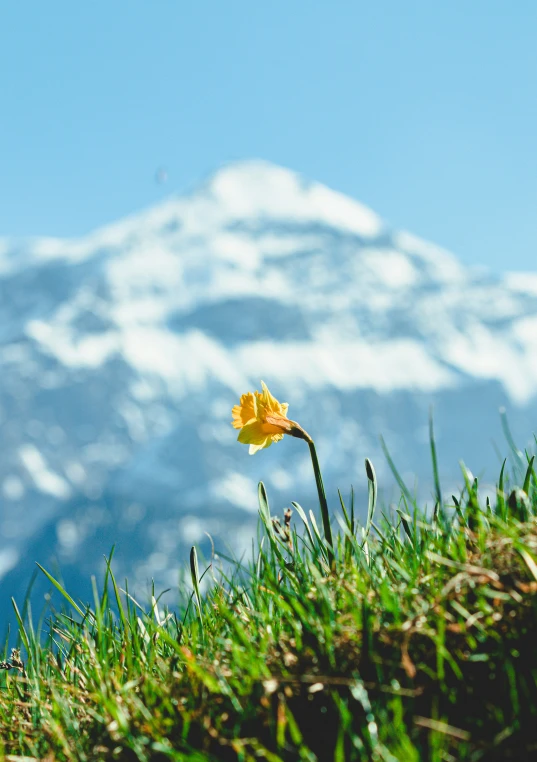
500, 407, 525, 471
291, 501, 316, 551
36, 563, 86, 619
364, 458, 377, 543
189, 546, 204, 632
498, 458, 507, 520
429, 407, 443, 513
11, 599, 30, 655
523, 455, 535, 496
258, 481, 277, 544
307, 440, 335, 567
380, 436, 414, 505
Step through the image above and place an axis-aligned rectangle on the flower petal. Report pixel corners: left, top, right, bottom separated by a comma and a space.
237, 420, 269, 445
260, 381, 287, 414
249, 441, 271, 455
231, 392, 257, 429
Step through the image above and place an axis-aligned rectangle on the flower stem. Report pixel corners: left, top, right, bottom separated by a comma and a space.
307, 440, 335, 568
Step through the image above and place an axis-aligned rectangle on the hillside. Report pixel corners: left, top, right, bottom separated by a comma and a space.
2, 447, 537, 760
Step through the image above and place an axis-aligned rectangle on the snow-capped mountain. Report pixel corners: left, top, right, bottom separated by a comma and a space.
1, 160, 537, 622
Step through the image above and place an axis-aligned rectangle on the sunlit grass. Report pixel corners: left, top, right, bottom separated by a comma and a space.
1, 415, 537, 760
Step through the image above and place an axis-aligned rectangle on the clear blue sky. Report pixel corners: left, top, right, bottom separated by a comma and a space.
1, 1, 536, 272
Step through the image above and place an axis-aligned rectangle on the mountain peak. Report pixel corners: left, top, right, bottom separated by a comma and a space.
203, 159, 383, 238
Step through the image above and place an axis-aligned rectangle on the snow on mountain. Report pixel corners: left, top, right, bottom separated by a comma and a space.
0, 159, 536, 619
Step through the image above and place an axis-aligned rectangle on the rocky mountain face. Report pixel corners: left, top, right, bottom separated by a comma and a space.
1, 160, 537, 623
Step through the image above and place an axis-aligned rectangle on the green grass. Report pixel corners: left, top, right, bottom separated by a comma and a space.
2, 435, 537, 760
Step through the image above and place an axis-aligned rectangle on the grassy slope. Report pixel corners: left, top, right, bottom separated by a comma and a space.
2, 445, 537, 761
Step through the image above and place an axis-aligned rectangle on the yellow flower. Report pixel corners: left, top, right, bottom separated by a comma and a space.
231, 381, 311, 454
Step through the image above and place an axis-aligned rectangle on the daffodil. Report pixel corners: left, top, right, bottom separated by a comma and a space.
232, 381, 335, 567
231, 381, 311, 454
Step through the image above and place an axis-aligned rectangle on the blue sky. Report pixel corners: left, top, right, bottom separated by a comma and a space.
1, 1, 536, 272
